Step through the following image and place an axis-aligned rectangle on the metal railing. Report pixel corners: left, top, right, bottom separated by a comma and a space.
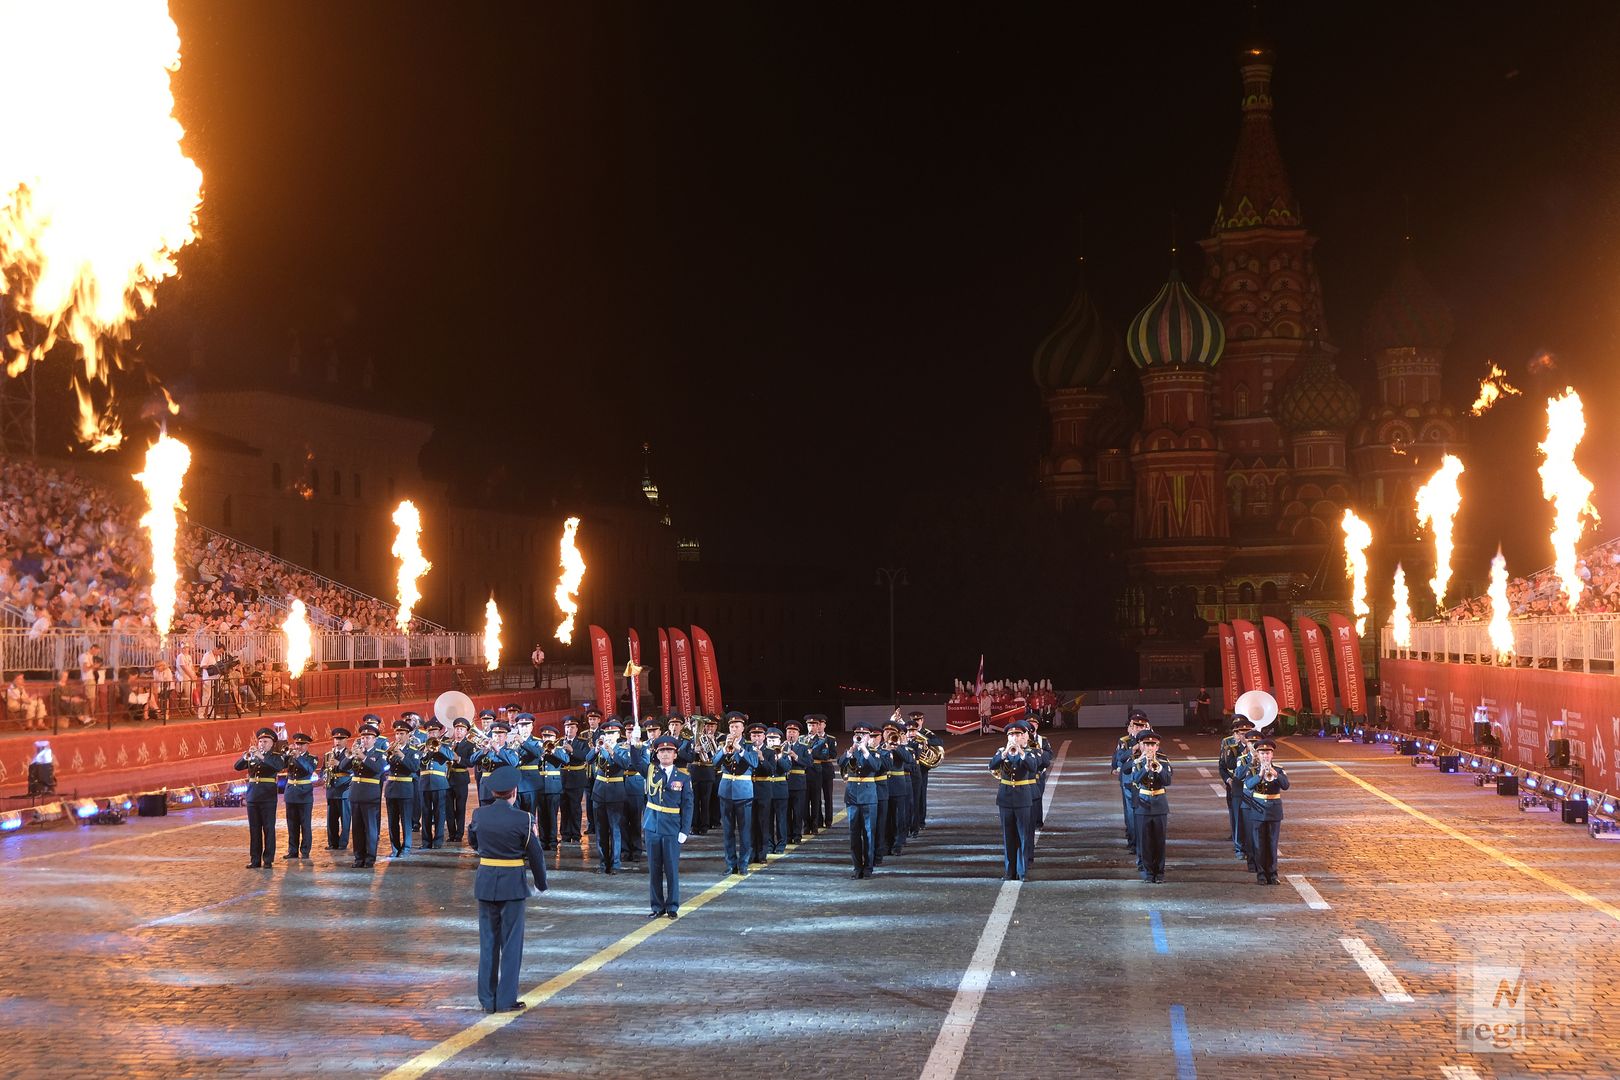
1381, 615, 1620, 674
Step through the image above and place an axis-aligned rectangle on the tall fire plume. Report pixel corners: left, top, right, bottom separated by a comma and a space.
1487, 549, 1514, 661
1341, 508, 1372, 636
282, 598, 312, 678
390, 500, 431, 632
134, 433, 190, 636
1469, 363, 1521, 416
0, 0, 202, 449
483, 595, 502, 672
554, 516, 585, 645
1537, 388, 1599, 611
1414, 454, 1465, 609
1390, 564, 1411, 648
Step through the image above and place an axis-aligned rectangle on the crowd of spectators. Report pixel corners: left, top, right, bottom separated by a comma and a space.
1445, 540, 1620, 620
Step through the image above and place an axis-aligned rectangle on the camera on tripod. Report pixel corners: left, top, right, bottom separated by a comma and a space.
202, 651, 241, 678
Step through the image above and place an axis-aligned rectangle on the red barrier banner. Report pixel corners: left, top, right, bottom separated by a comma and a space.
691, 625, 723, 715
1326, 612, 1366, 717
589, 624, 616, 717
1218, 623, 1241, 709
658, 628, 671, 712
1262, 616, 1303, 713
670, 628, 695, 715
946, 702, 980, 734
1298, 616, 1336, 715
1231, 619, 1271, 693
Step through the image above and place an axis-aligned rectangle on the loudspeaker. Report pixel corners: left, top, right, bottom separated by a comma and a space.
1496, 776, 1519, 796
1438, 754, 1461, 773
1547, 739, 1571, 768
1415, 709, 1431, 731
1397, 737, 1420, 755
1563, 799, 1590, 824
1473, 720, 1492, 744
136, 794, 167, 817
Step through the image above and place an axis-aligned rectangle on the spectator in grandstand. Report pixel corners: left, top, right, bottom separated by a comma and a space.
50, 670, 92, 726
6, 672, 48, 730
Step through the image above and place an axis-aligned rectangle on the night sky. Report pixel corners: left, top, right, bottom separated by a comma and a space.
138, 1, 1620, 585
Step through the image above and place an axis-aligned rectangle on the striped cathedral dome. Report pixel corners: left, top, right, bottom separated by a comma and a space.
1032, 261, 1124, 391
1126, 264, 1226, 370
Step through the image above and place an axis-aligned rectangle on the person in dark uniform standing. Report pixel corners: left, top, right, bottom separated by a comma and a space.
585, 719, 643, 874
781, 720, 809, 845
342, 721, 387, 868
684, 715, 715, 835
870, 725, 892, 866
839, 721, 882, 878
512, 713, 543, 816
643, 734, 693, 917
1125, 732, 1172, 883
385, 719, 422, 858
747, 722, 774, 864
283, 732, 318, 860
763, 726, 792, 854
1217, 718, 1250, 857
1232, 727, 1263, 873
1243, 739, 1289, 884
807, 714, 836, 834
446, 717, 476, 843
473, 721, 521, 807
1111, 713, 1150, 857
882, 720, 913, 856
418, 719, 453, 849
908, 712, 942, 833
989, 720, 1041, 881
1027, 712, 1052, 832
715, 711, 759, 875
468, 764, 547, 1013
534, 723, 569, 850
234, 727, 286, 869
623, 717, 656, 864
401, 710, 426, 834
323, 727, 352, 851
558, 715, 590, 841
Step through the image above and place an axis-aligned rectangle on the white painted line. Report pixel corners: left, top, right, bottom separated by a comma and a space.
918, 744, 1069, 1080
1286, 874, 1330, 910
1439, 1067, 1483, 1080
1196, 767, 1212, 778
1208, 782, 1225, 796
1340, 937, 1414, 1003
1174, 741, 1190, 751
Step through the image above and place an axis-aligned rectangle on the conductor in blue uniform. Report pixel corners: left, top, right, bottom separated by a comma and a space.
468, 764, 547, 1013
643, 735, 693, 917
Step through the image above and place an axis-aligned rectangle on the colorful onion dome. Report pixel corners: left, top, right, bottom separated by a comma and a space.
1366, 245, 1454, 349
1033, 261, 1125, 391
1126, 263, 1226, 370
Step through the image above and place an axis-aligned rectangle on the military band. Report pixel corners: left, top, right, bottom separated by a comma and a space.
283, 732, 318, 859
324, 726, 352, 850
234, 726, 286, 869
715, 710, 758, 874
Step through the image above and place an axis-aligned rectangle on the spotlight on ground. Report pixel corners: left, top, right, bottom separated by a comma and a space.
74, 799, 99, 820
0, 817, 22, 832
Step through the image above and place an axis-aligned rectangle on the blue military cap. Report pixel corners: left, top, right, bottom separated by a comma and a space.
1005, 720, 1029, 732
601, 719, 623, 732
401, 711, 421, 722
766, 726, 784, 738
784, 719, 802, 733
331, 727, 352, 739
643, 716, 666, 730
392, 719, 414, 732
584, 704, 603, 718
748, 722, 767, 734
358, 722, 380, 736
1137, 732, 1161, 745
724, 710, 748, 723
255, 727, 276, 740
651, 735, 679, 751
362, 713, 381, 724
422, 718, 444, 731
451, 718, 471, 730
1129, 709, 1149, 722
562, 714, 580, 726
883, 719, 903, 732
292, 733, 312, 744
490, 721, 511, 733
538, 723, 560, 737
1255, 739, 1277, 751
487, 765, 521, 792
851, 720, 874, 734
804, 713, 827, 723
514, 713, 535, 724
479, 709, 497, 721
505, 702, 522, 712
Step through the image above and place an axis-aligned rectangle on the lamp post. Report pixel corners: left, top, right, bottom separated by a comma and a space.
875, 566, 907, 704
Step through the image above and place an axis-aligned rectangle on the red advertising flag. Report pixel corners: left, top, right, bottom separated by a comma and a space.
1261, 616, 1303, 713
657, 628, 671, 712
628, 628, 641, 667
690, 625, 723, 715
1217, 623, 1241, 709
589, 625, 616, 717
1298, 616, 1336, 715
1326, 612, 1367, 717
669, 628, 696, 715
1230, 619, 1272, 693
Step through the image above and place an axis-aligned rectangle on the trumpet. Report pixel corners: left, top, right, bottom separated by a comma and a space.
422, 735, 443, 756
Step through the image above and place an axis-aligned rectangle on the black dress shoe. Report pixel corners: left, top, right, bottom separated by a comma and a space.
664, 911, 678, 919
648, 912, 662, 919
851, 870, 863, 879
350, 861, 365, 868
1257, 875, 1268, 884
1152, 876, 1164, 883
501, 1001, 528, 1012
246, 863, 261, 869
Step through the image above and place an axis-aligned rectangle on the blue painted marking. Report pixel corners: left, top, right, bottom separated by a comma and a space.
1170, 1004, 1196, 1079
1149, 909, 1168, 954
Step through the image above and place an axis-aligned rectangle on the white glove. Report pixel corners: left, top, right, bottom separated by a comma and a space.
678, 832, 688, 844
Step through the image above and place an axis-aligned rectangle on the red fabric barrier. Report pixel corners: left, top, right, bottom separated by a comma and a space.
0, 689, 567, 801
946, 703, 980, 734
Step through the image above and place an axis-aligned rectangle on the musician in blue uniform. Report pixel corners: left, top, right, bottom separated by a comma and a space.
401, 710, 426, 834
418, 718, 453, 849
782, 719, 809, 845
586, 719, 645, 873
468, 764, 547, 1013
343, 721, 388, 868
689, 715, 719, 834
447, 717, 476, 842
623, 717, 658, 864
715, 710, 759, 874
1124, 732, 1173, 883
558, 715, 590, 842
988, 720, 1041, 880
234, 726, 286, 869
870, 725, 893, 866
512, 713, 543, 816
643, 735, 694, 918
1232, 727, 1264, 874
763, 727, 792, 854
881, 719, 914, 856
666, 716, 695, 767
747, 722, 774, 864
907, 712, 940, 834
1111, 712, 1150, 857
839, 721, 883, 878
534, 723, 569, 850
384, 719, 422, 858
1218, 718, 1253, 858
1243, 739, 1289, 884
283, 732, 318, 860
323, 726, 352, 851
807, 713, 836, 834
1027, 712, 1051, 831
473, 721, 521, 807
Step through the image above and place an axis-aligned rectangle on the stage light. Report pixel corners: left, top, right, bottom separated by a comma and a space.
75, 799, 99, 819
178, 793, 195, 804
1426, 742, 1437, 752
0, 817, 21, 831
1526, 777, 1539, 790
230, 784, 247, 796
1604, 801, 1616, 815
1470, 758, 1481, 769
120, 800, 132, 811
1554, 786, 1567, 797
1491, 764, 1502, 774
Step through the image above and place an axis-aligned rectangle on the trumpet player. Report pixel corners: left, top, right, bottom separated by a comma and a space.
1111, 713, 1151, 859
839, 721, 883, 878
781, 720, 810, 846
881, 719, 913, 857
418, 718, 454, 849
1124, 732, 1172, 883
1218, 718, 1254, 858
747, 722, 775, 864
512, 713, 543, 817
585, 719, 645, 874
1231, 726, 1265, 874
324, 727, 353, 851
283, 732, 318, 861
558, 716, 590, 843
344, 721, 388, 868
806, 713, 836, 834
533, 723, 570, 851
473, 721, 521, 808
1241, 739, 1289, 885
989, 720, 1041, 881
385, 719, 422, 858
716, 710, 760, 875
447, 717, 477, 843
234, 726, 287, 870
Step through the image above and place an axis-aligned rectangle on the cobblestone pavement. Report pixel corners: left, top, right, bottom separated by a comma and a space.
3, 730, 1618, 1078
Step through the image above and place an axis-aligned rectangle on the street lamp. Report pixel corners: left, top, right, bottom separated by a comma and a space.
875, 566, 907, 704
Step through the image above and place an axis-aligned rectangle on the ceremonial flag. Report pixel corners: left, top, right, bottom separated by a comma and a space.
589, 624, 615, 718
658, 628, 671, 712
1231, 619, 1271, 693
1298, 616, 1335, 715
626, 629, 643, 725
628, 628, 641, 667
974, 654, 984, 699
691, 625, 723, 714
1326, 612, 1367, 718
670, 627, 696, 715
1261, 616, 1303, 713
1217, 623, 1241, 710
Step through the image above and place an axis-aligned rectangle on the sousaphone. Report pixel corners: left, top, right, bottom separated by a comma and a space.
1233, 689, 1279, 731
434, 689, 476, 729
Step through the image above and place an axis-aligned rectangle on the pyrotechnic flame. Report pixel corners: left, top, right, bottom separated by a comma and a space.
281, 598, 312, 678
1390, 564, 1411, 648
554, 516, 585, 645
1341, 508, 1372, 636
1537, 388, 1599, 612
134, 433, 190, 636
1487, 549, 1514, 661
0, 0, 202, 449
1414, 454, 1465, 608
1469, 363, 1521, 416
390, 500, 431, 632
483, 595, 502, 672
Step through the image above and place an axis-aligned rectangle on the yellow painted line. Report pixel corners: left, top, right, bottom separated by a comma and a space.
1288, 741, 1620, 925
383, 810, 849, 1080
7, 818, 223, 866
